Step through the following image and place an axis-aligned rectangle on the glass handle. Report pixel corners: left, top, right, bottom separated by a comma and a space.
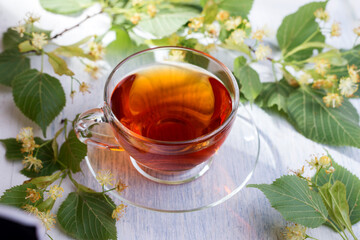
74, 108, 124, 151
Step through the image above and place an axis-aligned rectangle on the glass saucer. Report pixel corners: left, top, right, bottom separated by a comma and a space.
85, 104, 260, 213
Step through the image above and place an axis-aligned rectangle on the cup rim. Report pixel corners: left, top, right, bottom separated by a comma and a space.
104, 46, 240, 145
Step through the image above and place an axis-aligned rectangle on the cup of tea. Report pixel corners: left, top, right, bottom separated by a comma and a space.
75, 46, 239, 184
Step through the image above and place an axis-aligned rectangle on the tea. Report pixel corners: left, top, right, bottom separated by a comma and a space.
110, 63, 233, 171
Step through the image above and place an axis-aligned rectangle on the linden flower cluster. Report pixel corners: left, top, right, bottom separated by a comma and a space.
314, 8, 341, 37
282, 223, 307, 240
23, 204, 57, 231
96, 170, 128, 221
127, 0, 159, 25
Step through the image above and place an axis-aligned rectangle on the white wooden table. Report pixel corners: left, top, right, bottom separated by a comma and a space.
1, 0, 360, 239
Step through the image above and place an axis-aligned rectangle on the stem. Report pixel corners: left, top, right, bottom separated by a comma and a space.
51, 10, 104, 39
272, 61, 278, 82
103, 187, 116, 193
40, 52, 44, 73
305, 235, 319, 240
46, 233, 54, 240
34, 139, 53, 157
314, 167, 322, 186
102, 186, 116, 208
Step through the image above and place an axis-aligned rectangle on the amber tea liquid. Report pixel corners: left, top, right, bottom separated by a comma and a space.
110, 63, 233, 171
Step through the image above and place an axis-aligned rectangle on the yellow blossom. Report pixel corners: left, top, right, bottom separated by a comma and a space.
188, 17, 204, 32
25, 188, 41, 203
88, 41, 104, 60
319, 155, 331, 168
17, 127, 34, 142
282, 223, 307, 240
37, 210, 56, 231
22, 155, 43, 172
314, 59, 330, 76
48, 185, 64, 200
226, 29, 246, 45
290, 166, 304, 177
252, 28, 266, 42
312, 75, 336, 89
330, 22, 341, 37
147, 4, 157, 18
112, 204, 127, 221
325, 166, 335, 174
307, 156, 320, 170
84, 63, 100, 79
353, 26, 360, 36
323, 93, 343, 108
348, 65, 359, 83
31, 32, 48, 50
243, 19, 251, 29
96, 170, 114, 186
255, 44, 272, 61
79, 82, 90, 93
22, 204, 39, 215
168, 50, 186, 61
130, 13, 141, 25
115, 180, 128, 194
298, 73, 312, 85
314, 8, 329, 22
206, 24, 219, 38
25, 12, 40, 24
12, 23, 25, 37
339, 77, 358, 97
216, 10, 230, 22
224, 16, 242, 31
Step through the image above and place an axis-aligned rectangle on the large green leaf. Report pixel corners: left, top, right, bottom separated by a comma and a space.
248, 175, 328, 228
233, 56, 262, 102
21, 137, 61, 178
0, 49, 30, 86
0, 183, 40, 208
46, 52, 74, 76
12, 69, 66, 136
276, 2, 326, 61
105, 28, 148, 67
316, 157, 360, 225
57, 191, 117, 240
137, 7, 199, 38
219, 0, 254, 18
286, 88, 360, 148
2, 28, 28, 50
39, 0, 96, 14
0, 138, 25, 160
255, 78, 294, 112
58, 130, 87, 173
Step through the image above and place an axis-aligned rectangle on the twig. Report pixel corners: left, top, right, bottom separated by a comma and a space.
51, 10, 104, 40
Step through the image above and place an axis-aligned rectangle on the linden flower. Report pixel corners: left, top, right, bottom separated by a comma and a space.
17, 127, 33, 142
319, 155, 331, 168
97, 170, 114, 186
282, 223, 307, 240
348, 65, 359, 83
314, 59, 330, 76
227, 29, 247, 45
112, 204, 127, 221
255, 44, 272, 61
216, 10, 230, 22
84, 63, 100, 79
339, 77, 358, 97
115, 180, 128, 194
252, 28, 267, 42
12, 23, 25, 37
353, 26, 360, 36
147, 4, 157, 18
88, 41, 104, 60
25, 12, 40, 24
323, 93, 343, 108
22, 204, 39, 215
206, 23, 219, 38
290, 166, 305, 177
331, 22, 341, 37
22, 155, 43, 172
130, 13, 141, 25
325, 166, 336, 174
314, 8, 329, 22
79, 82, 90, 93
31, 32, 48, 50
298, 73, 312, 85
48, 185, 64, 200
188, 17, 204, 32
25, 188, 41, 203
38, 210, 56, 231
224, 16, 242, 31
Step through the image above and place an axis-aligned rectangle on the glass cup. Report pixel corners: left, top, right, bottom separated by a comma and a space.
75, 46, 239, 184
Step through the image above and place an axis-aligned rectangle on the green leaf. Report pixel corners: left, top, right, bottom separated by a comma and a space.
233, 56, 262, 102
0, 138, 25, 160
316, 156, 360, 225
58, 130, 87, 173
137, 7, 199, 38
276, 2, 326, 61
52, 46, 95, 60
219, 0, 254, 18
105, 28, 148, 67
2, 28, 28, 50
0, 49, 30, 86
46, 52, 74, 76
21, 137, 62, 178
307, 49, 347, 66
57, 191, 117, 240
248, 175, 328, 228
0, 183, 40, 208
203, 1, 218, 24
255, 78, 294, 112
12, 69, 66, 136
286, 88, 360, 148
28, 171, 62, 189
39, 0, 96, 14
18, 40, 37, 53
